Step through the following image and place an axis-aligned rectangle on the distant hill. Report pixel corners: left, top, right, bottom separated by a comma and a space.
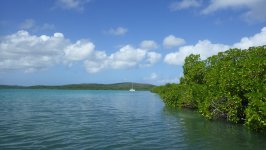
0, 82, 156, 91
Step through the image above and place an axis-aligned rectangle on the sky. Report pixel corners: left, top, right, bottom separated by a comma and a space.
0, 0, 266, 86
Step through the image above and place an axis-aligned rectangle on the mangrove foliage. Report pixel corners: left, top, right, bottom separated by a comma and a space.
152, 46, 266, 133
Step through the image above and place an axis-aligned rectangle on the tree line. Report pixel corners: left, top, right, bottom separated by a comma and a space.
152, 46, 265, 133
0, 83, 155, 91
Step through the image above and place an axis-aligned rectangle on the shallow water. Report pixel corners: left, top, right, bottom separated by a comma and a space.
0, 89, 265, 150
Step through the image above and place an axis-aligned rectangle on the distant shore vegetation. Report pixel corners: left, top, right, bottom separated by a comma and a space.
152, 46, 266, 133
0, 83, 155, 91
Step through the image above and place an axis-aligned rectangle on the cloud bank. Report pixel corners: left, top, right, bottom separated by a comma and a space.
164, 27, 266, 65
84, 45, 161, 73
0, 30, 94, 72
1, 27, 265, 73
0, 30, 160, 73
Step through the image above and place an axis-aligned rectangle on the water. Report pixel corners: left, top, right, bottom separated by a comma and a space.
0, 89, 265, 150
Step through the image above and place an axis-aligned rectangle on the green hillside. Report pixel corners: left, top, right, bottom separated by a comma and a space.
0, 82, 155, 91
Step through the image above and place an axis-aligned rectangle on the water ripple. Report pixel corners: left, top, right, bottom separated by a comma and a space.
0, 89, 265, 150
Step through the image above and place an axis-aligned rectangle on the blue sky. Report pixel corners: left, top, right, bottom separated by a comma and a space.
0, 0, 266, 85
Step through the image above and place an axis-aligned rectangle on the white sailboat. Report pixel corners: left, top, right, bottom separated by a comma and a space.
129, 82, 135, 92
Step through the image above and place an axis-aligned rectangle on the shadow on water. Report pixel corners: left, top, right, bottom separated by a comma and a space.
163, 106, 266, 150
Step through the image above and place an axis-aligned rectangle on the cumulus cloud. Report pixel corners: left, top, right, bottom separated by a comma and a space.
139, 40, 158, 50
164, 26, 266, 65
163, 35, 186, 48
0, 30, 94, 72
105, 27, 128, 36
84, 59, 107, 73
84, 45, 161, 73
55, 0, 89, 11
109, 45, 146, 69
64, 40, 94, 61
146, 52, 162, 66
233, 27, 266, 49
164, 40, 229, 65
170, 0, 201, 11
0, 30, 161, 73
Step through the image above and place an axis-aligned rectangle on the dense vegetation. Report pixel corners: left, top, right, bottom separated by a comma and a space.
0, 82, 155, 91
152, 46, 266, 133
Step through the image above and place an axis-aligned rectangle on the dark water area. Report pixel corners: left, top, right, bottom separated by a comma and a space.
0, 89, 265, 150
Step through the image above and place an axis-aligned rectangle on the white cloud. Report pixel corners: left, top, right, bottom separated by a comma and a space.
84, 59, 107, 73
2, 27, 265, 74
0, 30, 94, 72
170, 0, 201, 11
139, 40, 158, 50
109, 45, 146, 69
83, 51, 108, 73
145, 52, 161, 66
106, 27, 128, 36
55, 0, 89, 11
64, 40, 94, 61
164, 40, 229, 65
164, 26, 266, 65
233, 27, 266, 49
202, 0, 266, 22
84, 45, 161, 73
0, 30, 65, 71
163, 35, 186, 48
0, 30, 161, 74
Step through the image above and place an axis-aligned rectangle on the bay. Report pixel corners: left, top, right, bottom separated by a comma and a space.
0, 89, 265, 150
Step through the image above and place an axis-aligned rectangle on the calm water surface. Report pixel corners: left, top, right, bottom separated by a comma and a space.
0, 89, 265, 150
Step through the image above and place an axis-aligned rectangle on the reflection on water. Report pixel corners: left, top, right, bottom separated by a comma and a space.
0, 89, 265, 150
163, 107, 266, 150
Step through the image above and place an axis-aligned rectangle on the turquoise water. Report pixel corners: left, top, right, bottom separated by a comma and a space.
0, 89, 265, 150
